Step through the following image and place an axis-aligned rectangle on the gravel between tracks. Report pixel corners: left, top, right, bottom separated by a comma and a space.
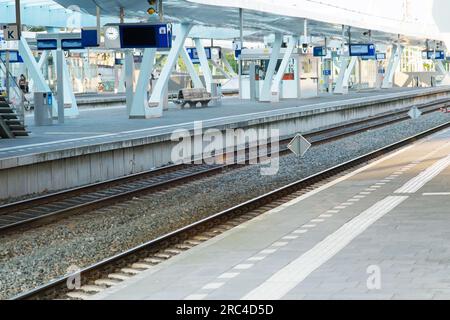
1, 111, 450, 299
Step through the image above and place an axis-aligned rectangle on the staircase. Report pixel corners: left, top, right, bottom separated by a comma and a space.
0, 96, 29, 138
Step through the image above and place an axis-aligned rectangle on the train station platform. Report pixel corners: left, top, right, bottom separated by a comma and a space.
1, 87, 448, 159
1, 86, 449, 200
91, 126, 450, 300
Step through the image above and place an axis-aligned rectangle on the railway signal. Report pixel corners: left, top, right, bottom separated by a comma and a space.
147, 0, 159, 15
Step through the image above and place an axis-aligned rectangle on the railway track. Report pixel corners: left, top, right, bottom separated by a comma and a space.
12, 119, 450, 300
0, 98, 448, 233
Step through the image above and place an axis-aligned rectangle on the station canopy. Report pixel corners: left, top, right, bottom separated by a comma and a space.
51, 0, 448, 46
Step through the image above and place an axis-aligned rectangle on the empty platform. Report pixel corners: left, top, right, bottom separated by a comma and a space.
0, 87, 447, 159
90, 126, 450, 300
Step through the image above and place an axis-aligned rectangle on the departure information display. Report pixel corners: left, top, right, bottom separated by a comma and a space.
349, 44, 376, 57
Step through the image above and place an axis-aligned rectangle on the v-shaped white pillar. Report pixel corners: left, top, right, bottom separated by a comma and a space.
149, 23, 193, 118
129, 48, 157, 119
271, 35, 298, 99
334, 56, 357, 94
194, 38, 213, 92
382, 45, 403, 89
434, 60, 450, 86
260, 34, 283, 102
53, 51, 79, 118
180, 47, 204, 88
221, 54, 237, 77
18, 37, 58, 114
62, 54, 79, 117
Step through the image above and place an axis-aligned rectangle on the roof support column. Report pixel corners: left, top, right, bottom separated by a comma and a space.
194, 38, 213, 92
211, 59, 231, 80
18, 37, 59, 114
180, 48, 204, 89
37, 51, 48, 70
382, 44, 402, 89
221, 54, 237, 77
271, 35, 298, 100
334, 56, 357, 94
434, 60, 450, 85
239, 7, 244, 99
260, 33, 283, 102
149, 23, 192, 118
62, 53, 79, 117
129, 48, 157, 119
125, 51, 135, 114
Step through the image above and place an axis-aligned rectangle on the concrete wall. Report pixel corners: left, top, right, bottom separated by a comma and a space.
1, 87, 450, 201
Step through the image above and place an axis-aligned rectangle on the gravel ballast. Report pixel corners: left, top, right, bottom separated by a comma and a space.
1, 111, 450, 299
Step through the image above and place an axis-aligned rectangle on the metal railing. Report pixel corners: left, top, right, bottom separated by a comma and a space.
0, 56, 26, 122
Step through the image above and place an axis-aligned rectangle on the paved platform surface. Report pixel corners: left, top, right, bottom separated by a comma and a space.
91, 126, 450, 300
0, 87, 441, 160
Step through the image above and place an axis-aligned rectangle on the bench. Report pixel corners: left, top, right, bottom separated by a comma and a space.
174, 88, 214, 108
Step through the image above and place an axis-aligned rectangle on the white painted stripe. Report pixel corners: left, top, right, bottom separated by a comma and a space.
269, 145, 414, 209
202, 282, 225, 290
395, 154, 450, 194
185, 294, 208, 300
422, 192, 450, 196
219, 273, 240, 279
319, 214, 333, 218
303, 224, 316, 228
248, 256, 267, 262
293, 229, 308, 234
260, 249, 277, 255
272, 242, 289, 247
234, 264, 254, 270
242, 196, 408, 300
310, 219, 325, 223
282, 235, 299, 240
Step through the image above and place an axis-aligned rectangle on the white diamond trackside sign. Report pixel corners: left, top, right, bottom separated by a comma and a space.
288, 134, 312, 157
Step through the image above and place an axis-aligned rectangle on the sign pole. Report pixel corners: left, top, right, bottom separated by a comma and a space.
239, 8, 243, 100
15, 0, 21, 40
5, 51, 10, 102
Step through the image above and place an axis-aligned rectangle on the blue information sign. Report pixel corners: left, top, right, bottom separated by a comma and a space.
81, 29, 99, 48
322, 69, 331, 76
186, 47, 212, 64
61, 39, 84, 50
349, 44, 376, 57
0, 50, 23, 63
37, 39, 58, 51
313, 47, 327, 57
119, 24, 172, 49
423, 50, 445, 60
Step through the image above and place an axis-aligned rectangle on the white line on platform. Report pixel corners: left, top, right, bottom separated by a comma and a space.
234, 264, 254, 270
242, 196, 408, 300
219, 273, 240, 279
395, 154, 450, 194
202, 282, 225, 290
185, 294, 208, 300
422, 192, 450, 196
